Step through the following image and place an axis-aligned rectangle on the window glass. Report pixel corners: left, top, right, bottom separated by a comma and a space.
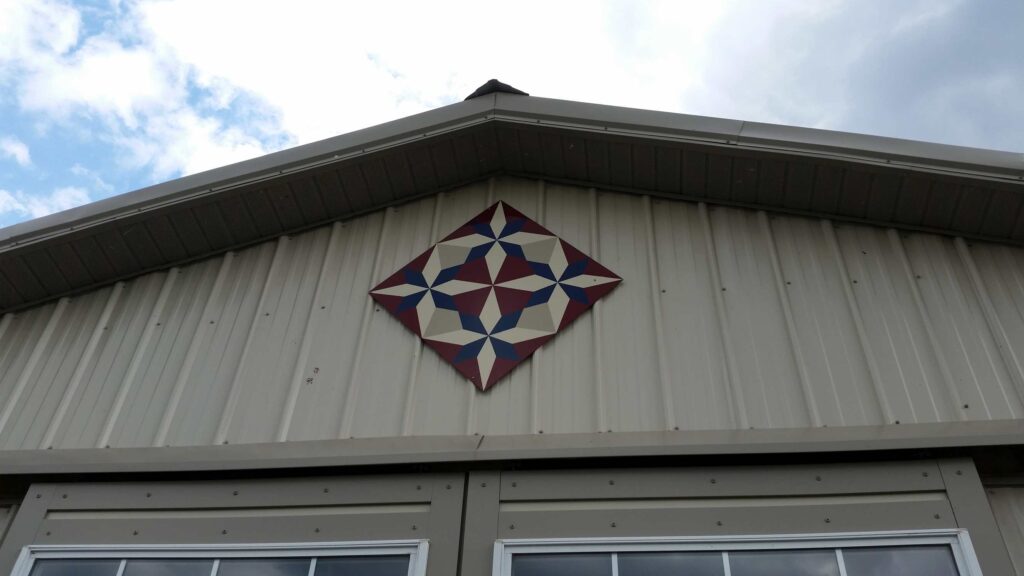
314, 556, 410, 576
718, 550, 841, 576
217, 558, 310, 576
843, 546, 959, 576
123, 559, 215, 576
618, 552, 724, 576
29, 559, 121, 576
511, 553, 612, 576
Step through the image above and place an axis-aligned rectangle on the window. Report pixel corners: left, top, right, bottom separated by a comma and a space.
494, 531, 982, 576
12, 542, 428, 576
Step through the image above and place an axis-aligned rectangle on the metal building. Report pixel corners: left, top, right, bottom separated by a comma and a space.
0, 80, 1022, 575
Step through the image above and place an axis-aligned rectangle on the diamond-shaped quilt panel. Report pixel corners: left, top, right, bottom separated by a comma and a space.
370, 201, 621, 390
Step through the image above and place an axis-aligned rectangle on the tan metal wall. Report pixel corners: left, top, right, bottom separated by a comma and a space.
988, 486, 1024, 575
1, 176, 1023, 448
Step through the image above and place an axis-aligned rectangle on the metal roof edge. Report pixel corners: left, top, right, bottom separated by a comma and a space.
0, 420, 1020, 476
0, 96, 497, 246
3, 92, 1021, 249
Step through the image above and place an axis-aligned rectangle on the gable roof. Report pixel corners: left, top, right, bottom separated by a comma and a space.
0, 86, 1021, 313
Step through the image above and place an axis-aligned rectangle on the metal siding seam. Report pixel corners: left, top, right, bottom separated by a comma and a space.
530, 180, 545, 433
822, 220, 894, 424
402, 194, 444, 436
642, 196, 676, 430
0, 298, 68, 439
887, 229, 967, 421
154, 253, 235, 447
277, 223, 343, 442
338, 208, 392, 439
215, 237, 290, 445
96, 268, 178, 448
40, 282, 124, 449
699, 202, 749, 429
758, 212, 821, 427
955, 237, 1024, 410
590, 188, 608, 432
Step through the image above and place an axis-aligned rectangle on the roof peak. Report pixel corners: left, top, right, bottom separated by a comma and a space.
464, 79, 528, 100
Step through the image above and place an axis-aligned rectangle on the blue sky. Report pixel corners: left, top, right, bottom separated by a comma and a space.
1, 0, 1022, 229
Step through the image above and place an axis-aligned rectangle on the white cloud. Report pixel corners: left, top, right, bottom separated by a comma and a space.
0, 186, 90, 219
0, 136, 31, 166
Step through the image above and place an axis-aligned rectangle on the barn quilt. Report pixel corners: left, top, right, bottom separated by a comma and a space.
370, 201, 621, 390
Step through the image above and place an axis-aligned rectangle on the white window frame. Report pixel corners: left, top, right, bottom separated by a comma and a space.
493, 529, 982, 575
10, 540, 429, 576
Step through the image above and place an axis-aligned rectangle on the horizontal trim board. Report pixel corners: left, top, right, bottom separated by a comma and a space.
0, 421, 1021, 476
46, 503, 430, 520
499, 492, 948, 512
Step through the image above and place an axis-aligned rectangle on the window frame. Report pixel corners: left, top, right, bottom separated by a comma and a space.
493, 529, 982, 576
10, 540, 429, 576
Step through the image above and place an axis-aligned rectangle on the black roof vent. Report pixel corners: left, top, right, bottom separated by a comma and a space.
464, 79, 529, 100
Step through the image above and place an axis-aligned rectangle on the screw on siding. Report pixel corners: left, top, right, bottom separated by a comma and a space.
35, 494, 41, 499
963, 404, 969, 409
446, 484, 451, 490
511, 482, 517, 488
481, 483, 487, 488
320, 306, 326, 309
509, 524, 515, 530
61, 494, 67, 499
411, 525, 417, 531
222, 530, 228, 535
934, 514, 941, 519
610, 522, 617, 528
922, 472, 929, 477
315, 528, 320, 533
716, 521, 723, 526
894, 420, 900, 424
815, 476, 822, 482
710, 478, 717, 484
824, 518, 831, 523
146, 493, 151, 498
232, 491, 238, 496
323, 488, 330, 493
538, 430, 544, 434
45, 532, 51, 536
416, 485, 422, 490
956, 470, 963, 476
608, 480, 615, 486
673, 426, 679, 431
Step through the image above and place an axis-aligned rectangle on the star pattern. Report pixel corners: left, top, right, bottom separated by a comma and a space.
370, 201, 621, 390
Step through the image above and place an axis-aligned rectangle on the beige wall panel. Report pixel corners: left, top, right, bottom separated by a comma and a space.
1, 177, 1023, 447
988, 486, 1024, 575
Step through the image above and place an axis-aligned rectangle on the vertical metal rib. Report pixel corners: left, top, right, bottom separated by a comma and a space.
154, 253, 235, 447
642, 196, 676, 430
338, 208, 392, 438
955, 237, 1024, 410
41, 282, 124, 449
699, 203, 748, 429
277, 224, 343, 442
590, 188, 608, 431
822, 220, 894, 423
402, 194, 444, 436
888, 229, 966, 420
97, 268, 178, 448
530, 180, 546, 433
758, 211, 821, 427
215, 238, 289, 445
0, 297, 68, 439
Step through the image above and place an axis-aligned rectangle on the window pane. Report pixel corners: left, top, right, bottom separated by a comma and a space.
619, 552, 724, 576
730, 550, 840, 576
314, 556, 410, 576
842, 546, 959, 576
512, 553, 612, 576
123, 559, 215, 576
29, 559, 121, 576
217, 558, 310, 576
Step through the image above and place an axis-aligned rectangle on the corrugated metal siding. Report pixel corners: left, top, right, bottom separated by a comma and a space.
1, 176, 1023, 448
988, 487, 1024, 575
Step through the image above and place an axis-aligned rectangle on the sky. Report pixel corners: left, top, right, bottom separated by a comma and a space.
0, 0, 1021, 229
